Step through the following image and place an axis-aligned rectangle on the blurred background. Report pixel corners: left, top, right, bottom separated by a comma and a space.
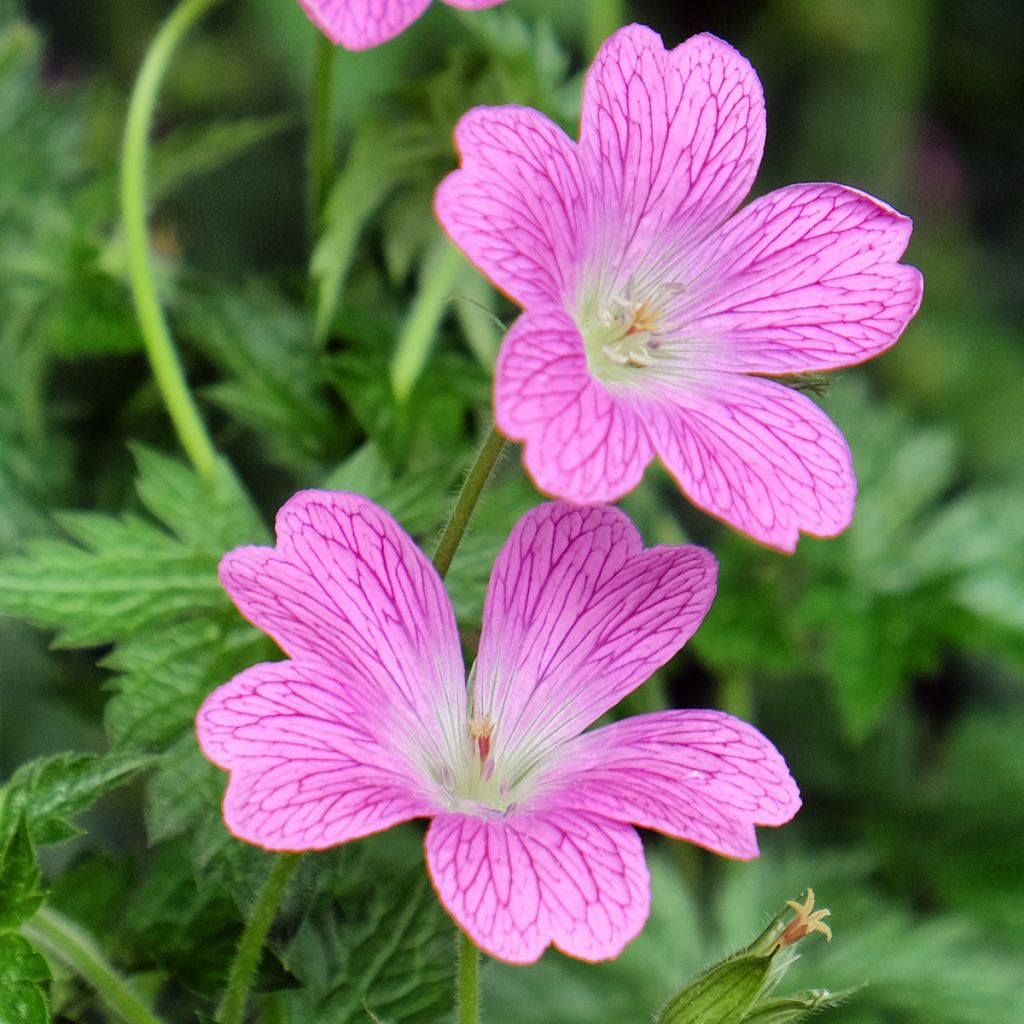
1, 0, 1022, 1021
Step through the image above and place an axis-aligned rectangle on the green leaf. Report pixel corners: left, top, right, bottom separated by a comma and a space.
0, 933, 50, 1024
0, 752, 155, 846
322, 441, 456, 539
0, 448, 263, 648
279, 836, 455, 1024
0, 511, 225, 647
104, 618, 273, 750
148, 115, 294, 203
0, 816, 43, 928
741, 989, 852, 1024
131, 446, 269, 553
312, 122, 446, 341
127, 836, 246, 999
658, 957, 769, 1024
178, 281, 344, 474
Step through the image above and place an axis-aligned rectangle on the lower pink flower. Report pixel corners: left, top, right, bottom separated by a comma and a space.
197, 492, 800, 963
297, 0, 507, 50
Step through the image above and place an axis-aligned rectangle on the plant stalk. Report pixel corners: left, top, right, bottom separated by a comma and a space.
457, 931, 481, 1024
432, 424, 507, 578
121, 0, 222, 481
24, 907, 166, 1024
216, 854, 300, 1024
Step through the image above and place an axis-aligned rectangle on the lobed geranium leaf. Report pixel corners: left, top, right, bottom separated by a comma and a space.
0, 933, 51, 1024
0, 512, 225, 648
279, 836, 455, 1024
0, 752, 155, 846
104, 619, 274, 751
177, 281, 345, 475
131, 446, 269, 553
0, 816, 44, 929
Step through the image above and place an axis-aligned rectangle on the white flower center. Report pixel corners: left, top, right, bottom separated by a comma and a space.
435, 715, 527, 814
579, 279, 684, 379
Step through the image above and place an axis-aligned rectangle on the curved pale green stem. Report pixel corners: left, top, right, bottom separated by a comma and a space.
457, 931, 480, 1024
24, 907, 166, 1024
432, 424, 507, 579
217, 854, 300, 1024
122, 0, 222, 481
309, 30, 337, 236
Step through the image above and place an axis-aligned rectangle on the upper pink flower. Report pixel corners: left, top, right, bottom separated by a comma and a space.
297, 0, 508, 50
435, 25, 924, 552
197, 492, 800, 963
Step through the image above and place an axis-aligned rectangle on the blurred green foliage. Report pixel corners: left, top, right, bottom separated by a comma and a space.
0, 0, 1022, 1021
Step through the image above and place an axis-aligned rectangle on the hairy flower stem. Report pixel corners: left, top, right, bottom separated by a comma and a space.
122, 0, 221, 481
457, 931, 481, 1024
309, 30, 336, 237
24, 907, 166, 1024
217, 854, 300, 1024
432, 424, 507, 579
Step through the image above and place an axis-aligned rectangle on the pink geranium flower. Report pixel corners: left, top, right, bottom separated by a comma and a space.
297, 0, 507, 50
436, 25, 924, 552
197, 492, 800, 963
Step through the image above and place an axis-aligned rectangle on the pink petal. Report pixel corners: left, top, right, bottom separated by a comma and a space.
474, 502, 717, 763
435, 107, 592, 308
197, 662, 440, 851
425, 809, 650, 963
297, 0, 430, 49
442, 0, 507, 7
580, 27, 765, 279
676, 183, 924, 373
640, 374, 855, 552
537, 710, 800, 860
219, 491, 466, 758
494, 309, 654, 501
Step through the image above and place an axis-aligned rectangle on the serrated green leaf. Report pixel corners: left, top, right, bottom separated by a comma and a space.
280, 840, 455, 1024
144, 735, 226, 847
0, 933, 50, 1024
177, 279, 345, 473
131, 446, 268, 553
0, 816, 43, 928
0, 450, 263, 648
104, 618, 273, 750
0, 513, 224, 647
127, 837, 243, 999
0, 752, 155, 846
658, 957, 769, 1024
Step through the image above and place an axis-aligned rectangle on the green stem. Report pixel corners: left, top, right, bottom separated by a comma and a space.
217, 854, 300, 1024
309, 29, 337, 236
122, 0, 221, 481
23, 907, 165, 1024
432, 424, 507, 579
586, 0, 626, 55
457, 931, 481, 1024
